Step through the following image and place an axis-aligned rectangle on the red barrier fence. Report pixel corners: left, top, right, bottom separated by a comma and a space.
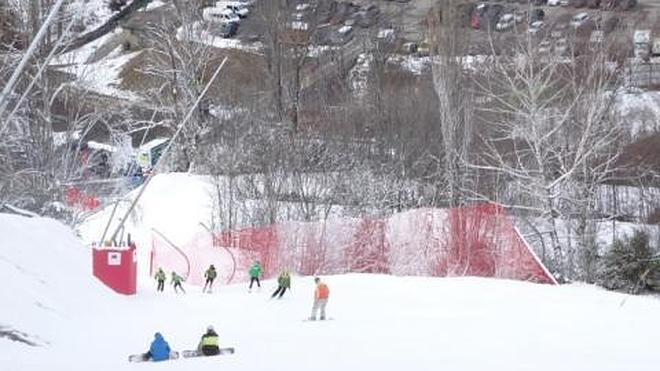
151, 203, 556, 286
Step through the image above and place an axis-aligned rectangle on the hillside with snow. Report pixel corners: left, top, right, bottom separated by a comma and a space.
2, 213, 660, 371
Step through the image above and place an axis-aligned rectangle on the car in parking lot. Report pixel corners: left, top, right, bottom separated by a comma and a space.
219, 21, 238, 38
570, 12, 590, 28
216, 1, 249, 18
496, 14, 515, 31
528, 20, 545, 34
203, 7, 240, 25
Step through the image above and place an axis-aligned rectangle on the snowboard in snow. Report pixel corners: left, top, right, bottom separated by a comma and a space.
128, 351, 179, 362
181, 348, 235, 358
302, 317, 334, 322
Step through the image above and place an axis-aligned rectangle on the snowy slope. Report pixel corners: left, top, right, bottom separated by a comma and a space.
3, 213, 660, 371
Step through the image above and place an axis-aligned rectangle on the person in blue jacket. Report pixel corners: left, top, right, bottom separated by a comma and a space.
143, 332, 171, 361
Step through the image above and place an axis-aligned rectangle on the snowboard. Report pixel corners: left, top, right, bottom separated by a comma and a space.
128, 351, 179, 362
181, 348, 235, 358
302, 317, 334, 322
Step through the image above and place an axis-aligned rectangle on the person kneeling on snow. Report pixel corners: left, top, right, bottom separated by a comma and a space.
198, 326, 220, 356
143, 332, 172, 361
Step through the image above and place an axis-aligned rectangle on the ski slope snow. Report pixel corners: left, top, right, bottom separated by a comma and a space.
2, 213, 660, 371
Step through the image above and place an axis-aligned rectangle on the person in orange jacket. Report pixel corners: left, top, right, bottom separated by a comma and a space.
309, 277, 330, 321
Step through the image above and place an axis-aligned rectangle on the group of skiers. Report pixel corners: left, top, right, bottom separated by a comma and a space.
154, 261, 295, 299
154, 268, 186, 294
144, 265, 331, 361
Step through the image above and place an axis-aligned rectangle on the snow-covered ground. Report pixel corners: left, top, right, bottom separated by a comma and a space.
3, 213, 660, 370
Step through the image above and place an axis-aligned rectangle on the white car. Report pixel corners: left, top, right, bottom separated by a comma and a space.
216, 1, 249, 18
203, 7, 240, 24
528, 20, 544, 34
570, 12, 589, 28
547, 0, 560, 5
496, 14, 514, 31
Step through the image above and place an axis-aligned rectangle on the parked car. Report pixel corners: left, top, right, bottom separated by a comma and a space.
216, 1, 249, 18
331, 25, 353, 45
531, 8, 545, 22
203, 7, 240, 25
528, 20, 545, 34
219, 21, 238, 38
547, 0, 560, 5
570, 12, 590, 28
496, 14, 515, 31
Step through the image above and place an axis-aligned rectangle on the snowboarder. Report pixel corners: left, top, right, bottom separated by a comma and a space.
155, 268, 166, 292
248, 261, 262, 291
197, 325, 220, 356
142, 332, 172, 362
171, 271, 186, 294
203, 265, 217, 293
310, 277, 329, 320
271, 270, 291, 299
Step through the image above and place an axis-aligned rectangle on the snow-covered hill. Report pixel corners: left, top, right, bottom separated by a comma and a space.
3, 213, 660, 370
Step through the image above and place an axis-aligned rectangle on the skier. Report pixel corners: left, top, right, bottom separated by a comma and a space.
155, 268, 166, 292
271, 270, 291, 299
203, 265, 217, 293
248, 261, 262, 291
143, 332, 172, 362
171, 271, 186, 294
309, 277, 329, 321
197, 325, 220, 356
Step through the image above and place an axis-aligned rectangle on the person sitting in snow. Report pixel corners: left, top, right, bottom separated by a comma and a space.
197, 325, 220, 356
248, 261, 262, 291
155, 268, 166, 292
310, 277, 329, 321
171, 271, 186, 294
203, 265, 217, 293
143, 332, 172, 361
271, 269, 291, 299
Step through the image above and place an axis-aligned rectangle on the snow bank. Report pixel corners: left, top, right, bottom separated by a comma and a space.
0, 214, 112, 347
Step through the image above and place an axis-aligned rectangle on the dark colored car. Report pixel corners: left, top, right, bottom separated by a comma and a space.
531, 8, 545, 22
220, 21, 238, 38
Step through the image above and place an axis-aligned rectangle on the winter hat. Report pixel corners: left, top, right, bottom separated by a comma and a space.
207, 325, 214, 332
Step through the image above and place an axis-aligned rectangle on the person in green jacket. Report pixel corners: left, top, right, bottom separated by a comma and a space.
248, 261, 262, 291
171, 271, 186, 294
203, 265, 217, 293
271, 270, 291, 299
155, 268, 166, 292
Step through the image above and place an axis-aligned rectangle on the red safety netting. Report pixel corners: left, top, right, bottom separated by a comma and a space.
150, 203, 556, 286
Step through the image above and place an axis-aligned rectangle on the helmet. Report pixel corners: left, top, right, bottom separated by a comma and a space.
207, 325, 214, 332
314, 277, 320, 283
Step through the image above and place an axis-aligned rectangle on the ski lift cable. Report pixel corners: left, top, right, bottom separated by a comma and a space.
106, 57, 229, 243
